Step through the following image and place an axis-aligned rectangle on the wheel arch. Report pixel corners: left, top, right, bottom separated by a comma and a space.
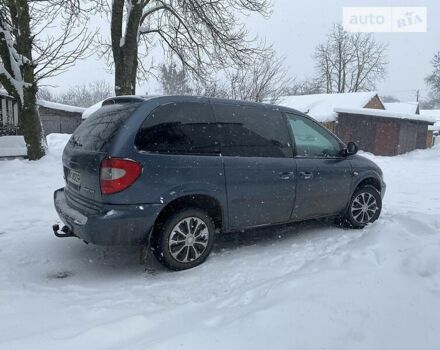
153, 194, 224, 236
353, 175, 382, 195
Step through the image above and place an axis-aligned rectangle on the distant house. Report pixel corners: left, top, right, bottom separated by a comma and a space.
0, 89, 19, 136
278, 92, 434, 156
0, 89, 84, 157
0, 89, 84, 137
420, 109, 440, 146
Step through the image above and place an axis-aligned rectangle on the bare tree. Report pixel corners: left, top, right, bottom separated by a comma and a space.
284, 78, 323, 96
224, 51, 292, 103
36, 87, 55, 102
425, 52, 440, 107
191, 78, 229, 99
314, 24, 388, 93
157, 51, 291, 102
57, 81, 113, 107
0, 0, 95, 159
39, 81, 113, 107
380, 95, 400, 103
106, 0, 271, 96
158, 61, 192, 95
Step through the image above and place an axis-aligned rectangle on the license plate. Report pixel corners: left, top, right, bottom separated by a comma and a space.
67, 169, 81, 186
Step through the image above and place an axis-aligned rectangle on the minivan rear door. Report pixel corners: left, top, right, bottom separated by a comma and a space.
212, 102, 296, 230
62, 104, 139, 204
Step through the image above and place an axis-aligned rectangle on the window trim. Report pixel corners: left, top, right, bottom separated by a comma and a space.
284, 112, 345, 159
134, 102, 221, 157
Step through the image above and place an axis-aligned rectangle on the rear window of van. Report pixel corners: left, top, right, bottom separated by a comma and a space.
70, 104, 140, 151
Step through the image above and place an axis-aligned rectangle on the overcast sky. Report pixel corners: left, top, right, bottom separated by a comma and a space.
44, 0, 440, 102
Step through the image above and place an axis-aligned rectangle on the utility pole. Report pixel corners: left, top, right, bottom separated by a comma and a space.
416, 89, 420, 102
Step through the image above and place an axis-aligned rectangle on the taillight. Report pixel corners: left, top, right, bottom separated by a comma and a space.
100, 157, 142, 195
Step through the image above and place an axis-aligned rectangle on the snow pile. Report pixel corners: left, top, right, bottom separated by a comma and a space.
0, 136, 440, 349
277, 91, 378, 122
46, 133, 71, 157
38, 100, 86, 114
0, 135, 27, 157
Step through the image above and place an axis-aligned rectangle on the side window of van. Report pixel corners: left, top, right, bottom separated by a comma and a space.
286, 114, 342, 158
135, 102, 220, 155
212, 104, 292, 158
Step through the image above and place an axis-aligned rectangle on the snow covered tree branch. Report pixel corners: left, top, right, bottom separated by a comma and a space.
425, 52, 440, 107
0, 8, 30, 103
108, 0, 272, 95
0, 0, 96, 159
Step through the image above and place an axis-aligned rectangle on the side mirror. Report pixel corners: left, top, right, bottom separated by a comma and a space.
345, 141, 358, 156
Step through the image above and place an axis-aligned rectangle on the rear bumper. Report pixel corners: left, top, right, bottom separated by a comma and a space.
54, 188, 162, 245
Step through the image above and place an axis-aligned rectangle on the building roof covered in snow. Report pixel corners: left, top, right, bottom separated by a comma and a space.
37, 100, 85, 114
277, 92, 433, 124
334, 107, 434, 123
420, 109, 440, 119
384, 102, 419, 115
0, 88, 14, 98
277, 91, 380, 122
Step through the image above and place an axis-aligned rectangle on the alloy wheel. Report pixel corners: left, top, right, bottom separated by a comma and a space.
168, 216, 210, 263
350, 192, 378, 224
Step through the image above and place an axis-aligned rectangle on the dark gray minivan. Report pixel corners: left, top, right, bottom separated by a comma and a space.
54, 95, 385, 270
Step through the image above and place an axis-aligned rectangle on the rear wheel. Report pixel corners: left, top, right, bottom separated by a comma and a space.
342, 186, 382, 228
153, 208, 215, 271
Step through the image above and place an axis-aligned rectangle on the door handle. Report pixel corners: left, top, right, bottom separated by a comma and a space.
299, 171, 313, 180
278, 171, 295, 180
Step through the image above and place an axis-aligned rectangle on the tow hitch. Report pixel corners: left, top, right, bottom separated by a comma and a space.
52, 224, 76, 238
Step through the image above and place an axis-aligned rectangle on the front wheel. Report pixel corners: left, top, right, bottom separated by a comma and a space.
153, 208, 215, 271
343, 186, 382, 228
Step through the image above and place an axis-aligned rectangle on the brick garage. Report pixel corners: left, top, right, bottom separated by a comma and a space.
335, 112, 433, 156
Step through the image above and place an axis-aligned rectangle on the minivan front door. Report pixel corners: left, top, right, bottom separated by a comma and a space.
212, 102, 296, 230
286, 113, 352, 220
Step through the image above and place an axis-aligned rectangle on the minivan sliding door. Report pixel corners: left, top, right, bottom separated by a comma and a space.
212, 102, 296, 230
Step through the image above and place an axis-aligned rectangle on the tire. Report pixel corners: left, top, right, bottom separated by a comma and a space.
342, 185, 382, 229
152, 208, 215, 271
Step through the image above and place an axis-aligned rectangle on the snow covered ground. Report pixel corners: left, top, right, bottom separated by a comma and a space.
1, 134, 440, 350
